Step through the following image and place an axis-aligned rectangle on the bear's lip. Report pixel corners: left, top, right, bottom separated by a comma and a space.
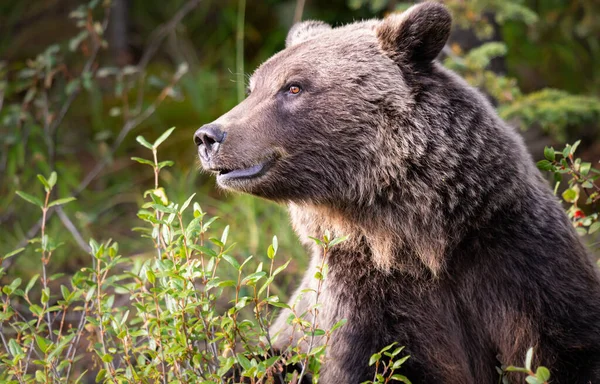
213, 158, 274, 183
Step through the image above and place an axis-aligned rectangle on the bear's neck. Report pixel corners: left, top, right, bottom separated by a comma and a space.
288, 201, 450, 277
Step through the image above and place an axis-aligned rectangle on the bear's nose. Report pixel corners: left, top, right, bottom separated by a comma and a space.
194, 124, 225, 160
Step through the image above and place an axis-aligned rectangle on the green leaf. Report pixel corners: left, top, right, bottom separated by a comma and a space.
525, 347, 534, 371
41, 287, 50, 304
392, 354, 411, 368
179, 193, 196, 213
217, 357, 235, 377
589, 222, 600, 234
576, 227, 588, 236
526, 377, 542, 384
69, 30, 88, 51
222, 254, 240, 270
221, 225, 230, 245
47, 172, 57, 189
60, 285, 70, 300
131, 157, 155, 166
535, 366, 551, 381
267, 236, 279, 260
504, 366, 530, 373
96, 369, 107, 382
266, 300, 290, 309
146, 270, 156, 285
309, 236, 325, 247
36, 335, 50, 353
16, 191, 43, 208
30, 304, 43, 317
3, 247, 25, 260
9, 278, 22, 292
37, 174, 51, 192
562, 188, 578, 203
390, 374, 412, 383
543, 147, 555, 162
536, 160, 554, 172
308, 344, 326, 356
554, 172, 562, 184
379, 342, 397, 353
237, 353, 251, 371
157, 160, 174, 169
267, 244, 275, 259
25, 274, 39, 294
135, 136, 153, 150
242, 271, 266, 286
331, 318, 347, 332
368, 352, 381, 366
390, 346, 405, 357
8, 339, 23, 357
153, 127, 175, 148
66, 79, 80, 95
272, 260, 291, 276
329, 235, 349, 247
151, 204, 177, 214
580, 162, 591, 176
570, 140, 581, 155
48, 197, 76, 208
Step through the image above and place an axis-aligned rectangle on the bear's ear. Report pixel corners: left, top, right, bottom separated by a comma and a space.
376, 2, 451, 65
286, 20, 332, 48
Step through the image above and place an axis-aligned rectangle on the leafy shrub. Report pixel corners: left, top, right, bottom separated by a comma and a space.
537, 141, 600, 238
0, 129, 351, 383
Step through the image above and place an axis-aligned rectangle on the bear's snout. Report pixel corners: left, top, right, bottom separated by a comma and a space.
194, 124, 225, 162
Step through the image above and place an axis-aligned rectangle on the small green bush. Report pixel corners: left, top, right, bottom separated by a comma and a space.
0, 129, 351, 383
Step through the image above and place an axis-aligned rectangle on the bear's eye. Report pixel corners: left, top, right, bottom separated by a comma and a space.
288, 85, 302, 95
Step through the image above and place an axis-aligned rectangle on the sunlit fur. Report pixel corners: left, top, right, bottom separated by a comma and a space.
198, 2, 600, 383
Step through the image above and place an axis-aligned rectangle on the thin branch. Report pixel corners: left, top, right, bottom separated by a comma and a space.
56, 207, 91, 253
135, 0, 201, 111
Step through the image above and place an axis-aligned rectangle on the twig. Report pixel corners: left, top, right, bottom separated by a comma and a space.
135, 0, 201, 111
56, 207, 91, 253
64, 301, 93, 382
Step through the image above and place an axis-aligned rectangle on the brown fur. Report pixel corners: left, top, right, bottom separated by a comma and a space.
196, 2, 600, 382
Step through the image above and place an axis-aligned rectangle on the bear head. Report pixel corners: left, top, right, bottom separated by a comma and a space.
195, 2, 452, 209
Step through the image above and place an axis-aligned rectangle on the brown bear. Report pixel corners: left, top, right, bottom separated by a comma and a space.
194, 2, 600, 383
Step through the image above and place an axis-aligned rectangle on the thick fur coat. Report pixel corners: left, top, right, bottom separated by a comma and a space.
195, 2, 600, 383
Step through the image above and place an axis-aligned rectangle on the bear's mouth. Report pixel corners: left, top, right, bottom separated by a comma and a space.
213, 158, 275, 184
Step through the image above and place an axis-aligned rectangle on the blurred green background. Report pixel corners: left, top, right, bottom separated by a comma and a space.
1, 0, 599, 291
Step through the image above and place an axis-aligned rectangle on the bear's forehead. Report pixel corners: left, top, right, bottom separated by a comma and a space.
249, 22, 381, 91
